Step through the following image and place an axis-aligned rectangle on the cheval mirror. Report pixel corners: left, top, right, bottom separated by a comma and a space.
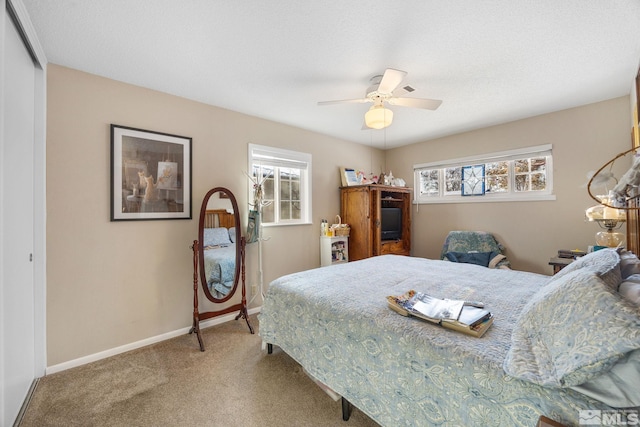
189, 187, 253, 351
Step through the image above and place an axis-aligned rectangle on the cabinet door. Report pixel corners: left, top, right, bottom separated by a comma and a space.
371, 188, 382, 256
341, 187, 372, 261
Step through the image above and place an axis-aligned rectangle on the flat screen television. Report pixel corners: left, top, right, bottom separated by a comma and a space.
381, 207, 402, 241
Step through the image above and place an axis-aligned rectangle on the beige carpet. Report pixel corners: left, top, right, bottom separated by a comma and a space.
20, 315, 380, 427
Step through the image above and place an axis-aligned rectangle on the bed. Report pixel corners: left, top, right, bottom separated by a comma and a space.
258, 251, 640, 426
202, 209, 237, 298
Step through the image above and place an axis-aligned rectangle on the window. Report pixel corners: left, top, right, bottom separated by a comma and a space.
248, 144, 312, 225
413, 144, 555, 204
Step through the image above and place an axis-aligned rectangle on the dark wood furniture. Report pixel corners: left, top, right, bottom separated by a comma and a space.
537, 415, 567, 427
340, 184, 411, 261
189, 187, 253, 351
628, 195, 640, 255
625, 67, 640, 254
548, 256, 573, 274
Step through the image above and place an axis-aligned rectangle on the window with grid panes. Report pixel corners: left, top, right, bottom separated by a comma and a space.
248, 144, 311, 225
414, 145, 554, 204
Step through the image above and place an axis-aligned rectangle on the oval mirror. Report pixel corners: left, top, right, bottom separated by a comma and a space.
190, 187, 253, 351
198, 187, 241, 303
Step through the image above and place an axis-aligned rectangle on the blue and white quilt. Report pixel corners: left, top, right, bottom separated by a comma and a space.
203, 244, 236, 297
258, 253, 640, 426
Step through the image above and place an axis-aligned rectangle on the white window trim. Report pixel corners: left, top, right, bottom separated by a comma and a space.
413, 144, 556, 204
248, 143, 312, 226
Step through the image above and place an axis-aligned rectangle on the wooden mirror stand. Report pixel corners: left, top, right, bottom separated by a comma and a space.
189, 187, 253, 351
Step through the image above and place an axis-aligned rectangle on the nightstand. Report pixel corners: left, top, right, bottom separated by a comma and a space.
548, 257, 573, 274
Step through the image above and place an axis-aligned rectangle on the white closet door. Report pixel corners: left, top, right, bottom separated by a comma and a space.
1, 10, 36, 426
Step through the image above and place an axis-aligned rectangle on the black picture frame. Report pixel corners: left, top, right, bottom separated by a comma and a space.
110, 124, 192, 221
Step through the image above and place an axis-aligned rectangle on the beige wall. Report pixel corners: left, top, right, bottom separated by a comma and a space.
46, 64, 383, 366
46, 64, 632, 367
386, 96, 632, 273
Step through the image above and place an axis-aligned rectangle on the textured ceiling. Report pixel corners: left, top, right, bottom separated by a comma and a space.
21, 0, 640, 148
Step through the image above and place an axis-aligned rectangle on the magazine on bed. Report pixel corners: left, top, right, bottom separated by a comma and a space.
387, 290, 493, 337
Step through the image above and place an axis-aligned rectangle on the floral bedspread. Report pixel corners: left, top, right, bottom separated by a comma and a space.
258, 255, 623, 426
203, 244, 236, 296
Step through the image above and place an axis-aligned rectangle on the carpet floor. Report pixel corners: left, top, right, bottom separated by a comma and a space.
19, 315, 380, 427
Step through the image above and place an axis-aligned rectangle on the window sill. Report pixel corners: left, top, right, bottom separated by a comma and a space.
414, 194, 556, 205
262, 221, 313, 228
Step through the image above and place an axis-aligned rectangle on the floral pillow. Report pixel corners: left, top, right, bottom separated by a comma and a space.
553, 248, 621, 290
503, 268, 640, 388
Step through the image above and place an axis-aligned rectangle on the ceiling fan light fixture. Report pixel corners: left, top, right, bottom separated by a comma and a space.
365, 104, 393, 129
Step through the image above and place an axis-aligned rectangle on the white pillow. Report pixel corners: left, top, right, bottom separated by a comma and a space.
571, 349, 640, 408
618, 250, 640, 280
619, 277, 640, 306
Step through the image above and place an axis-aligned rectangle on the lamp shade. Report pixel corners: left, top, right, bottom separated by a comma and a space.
365, 105, 393, 129
585, 193, 626, 248
585, 193, 626, 223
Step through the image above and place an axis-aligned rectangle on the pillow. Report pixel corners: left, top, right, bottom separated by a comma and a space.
571, 349, 640, 408
618, 249, 640, 280
444, 251, 499, 267
553, 248, 621, 290
619, 275, 640, 306
203, 227, 232, 247
228, 227, 236, 243
503, 268, 640, 388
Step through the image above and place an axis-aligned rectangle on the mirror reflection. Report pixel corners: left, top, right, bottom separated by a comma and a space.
201, 206, 237, 298
198, 189, 240, 301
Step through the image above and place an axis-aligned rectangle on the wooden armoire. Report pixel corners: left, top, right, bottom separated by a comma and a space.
340, 184, 412, 261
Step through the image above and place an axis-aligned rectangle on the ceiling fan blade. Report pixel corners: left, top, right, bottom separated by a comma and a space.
388, 97, 442, 110
377, 68, 407, 94
317, 98, 370, 106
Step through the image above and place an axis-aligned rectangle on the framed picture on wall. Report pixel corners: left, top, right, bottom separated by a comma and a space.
110, 124, 192, 221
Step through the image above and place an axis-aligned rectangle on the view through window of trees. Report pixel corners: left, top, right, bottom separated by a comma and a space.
248, 144, 311, 225
414, 145, 553, 203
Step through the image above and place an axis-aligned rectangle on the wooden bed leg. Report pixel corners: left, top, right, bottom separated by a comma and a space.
267, 343, 273, 354
341, 397, 352, 421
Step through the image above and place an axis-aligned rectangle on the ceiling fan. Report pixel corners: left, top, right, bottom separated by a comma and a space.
318, 68, 442, 129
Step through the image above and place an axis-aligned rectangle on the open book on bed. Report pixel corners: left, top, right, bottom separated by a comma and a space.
387, 290, 493, 337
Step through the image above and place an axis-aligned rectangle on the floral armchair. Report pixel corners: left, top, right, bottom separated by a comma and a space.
440, 230, 511, 269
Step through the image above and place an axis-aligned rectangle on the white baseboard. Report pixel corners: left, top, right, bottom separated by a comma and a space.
46, 306, 262, 375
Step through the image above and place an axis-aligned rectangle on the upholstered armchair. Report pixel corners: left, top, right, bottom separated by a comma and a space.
440, 230, 511, 269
